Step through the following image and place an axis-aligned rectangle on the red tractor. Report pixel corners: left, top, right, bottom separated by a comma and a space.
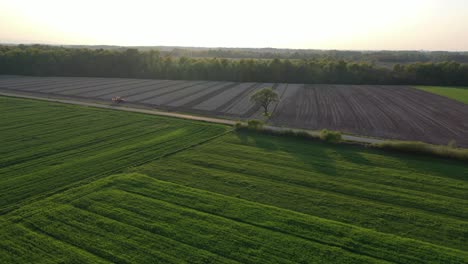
112, 96, 125, 103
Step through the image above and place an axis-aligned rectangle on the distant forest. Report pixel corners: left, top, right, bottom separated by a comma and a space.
1, 45, 468, 85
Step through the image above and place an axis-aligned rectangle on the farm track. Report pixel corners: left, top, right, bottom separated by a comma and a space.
1, 75, 467, 146
170, 82, 238, 108
136, 81, 210, 103
91, 79, 171, 98
72, 79, 153, 96
122, 80, 186, 101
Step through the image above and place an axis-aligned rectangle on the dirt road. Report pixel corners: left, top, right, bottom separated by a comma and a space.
0, 91, 383, 145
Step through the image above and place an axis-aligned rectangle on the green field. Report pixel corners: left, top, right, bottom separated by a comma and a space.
416, 86, 468, 104
1, 96, 467, 263
0, 96, 228, 213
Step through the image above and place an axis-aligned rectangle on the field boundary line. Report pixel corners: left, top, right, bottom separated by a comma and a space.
0, 91, 236, 125
0, 91, 387, 145
0, 124, 233, 216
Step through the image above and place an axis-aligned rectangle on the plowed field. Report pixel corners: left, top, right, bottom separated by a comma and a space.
1, 76, 467, 146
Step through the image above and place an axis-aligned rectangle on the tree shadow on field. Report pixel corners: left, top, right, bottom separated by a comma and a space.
233, 130, 339, 177
235, 130, 279, 152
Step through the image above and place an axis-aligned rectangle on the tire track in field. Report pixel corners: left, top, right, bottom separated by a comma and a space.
120, 189, 390, 263
196, 151, 468, 219
214, 83, 261, 114
93, 80, 171, 98
0, 125, 230, 215
1, 119, 153, 167
72, 79, 152, 96
54, 79, 148, 95
133, 81, 211, 103
25, 78, 124, 93
121, 80, 184, 100
0, 123, 175, 178
19, 78, 107, 92
164, 82, 233, 106
270, 83, 288, 115
176, 82, 240, 109
0, 79, 77, 89
0, 78, 85, 91
17, 223, 112, 263
68, 203, 242, 264
150, 82, 224, 106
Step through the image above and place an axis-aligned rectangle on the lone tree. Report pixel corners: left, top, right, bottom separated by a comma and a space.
250, 88, 279, 117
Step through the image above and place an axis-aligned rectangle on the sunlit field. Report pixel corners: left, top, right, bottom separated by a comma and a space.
1, 96, 467, 263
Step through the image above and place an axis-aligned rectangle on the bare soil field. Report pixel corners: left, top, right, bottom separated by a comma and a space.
271, 85, 468, 146
1, 76, 467, 146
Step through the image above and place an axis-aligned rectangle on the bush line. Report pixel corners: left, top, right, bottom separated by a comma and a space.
371, 140, 468, 161
235, 120, 468, 161
235, 120, 342, 143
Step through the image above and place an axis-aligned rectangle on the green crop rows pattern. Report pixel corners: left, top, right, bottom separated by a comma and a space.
0, 96, 228, 213
1, 96, 467, 263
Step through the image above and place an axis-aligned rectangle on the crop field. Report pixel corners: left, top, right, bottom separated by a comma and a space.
416, 86, 468, 104
1, 76, 467, 146
0, 96, 228, 213
270, 84, 468, 147
1, 96, 467, 263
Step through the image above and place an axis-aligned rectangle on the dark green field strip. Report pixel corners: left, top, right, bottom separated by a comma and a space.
1, 125, 205, 181
75, 190, 381, 264
5, 173, 466, 264
4, 175, 377, 264
0, 122, 173, 177
0, 110, 169, 160
218, 133, 468, 182
211, 141, 468, 200
0, 105, 91, 127
207, 134, 468, 200
1, 118, 144, 155
25, 211, 235, 264
135, 158, 468, 251
0, 220, 109, 264
0, 113, 92, 135
184, 150, 468, 219
0, 96, 228, 213
114, 175, 467, 263
0, 114, 151, 154
0, 125, 223, 213
131, 133, 468, 250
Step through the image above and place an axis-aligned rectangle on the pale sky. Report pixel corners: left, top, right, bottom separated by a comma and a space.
1, 0, 467, 51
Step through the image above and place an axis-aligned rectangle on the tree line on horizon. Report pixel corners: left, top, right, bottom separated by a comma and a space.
1, 45, 467, 85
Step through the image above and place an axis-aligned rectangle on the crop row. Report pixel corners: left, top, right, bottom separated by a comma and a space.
2, 173, 466, 263
0, 96, 228, 213
132, 132, 468, 251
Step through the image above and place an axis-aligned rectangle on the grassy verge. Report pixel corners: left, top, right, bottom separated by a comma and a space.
236, 120, 468, 161
416, 86, 468, 104
235, 121, 342, 143
372, 140, 468, 161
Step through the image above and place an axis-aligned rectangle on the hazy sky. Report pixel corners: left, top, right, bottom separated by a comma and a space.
1, 0, 467, 50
